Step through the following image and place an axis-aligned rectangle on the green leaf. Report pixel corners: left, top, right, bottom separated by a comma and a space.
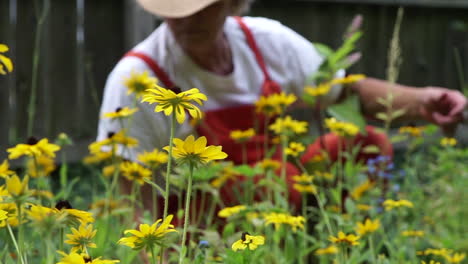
327, 94, 367, 134
231, 164, 262, 178
313, 42, 334, 57
375, 112, 388, 121
390, 109, 406, 119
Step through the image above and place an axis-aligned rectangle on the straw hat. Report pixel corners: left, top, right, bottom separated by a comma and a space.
136, 0, 221, 18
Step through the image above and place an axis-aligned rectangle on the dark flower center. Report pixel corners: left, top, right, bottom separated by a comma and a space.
27, 136, 39, 145
55, 200, 73, 210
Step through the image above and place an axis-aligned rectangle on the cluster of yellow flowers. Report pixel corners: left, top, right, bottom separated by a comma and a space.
292, 173, 317, 194
255, 92, 297, 117
325, 117, 360, 137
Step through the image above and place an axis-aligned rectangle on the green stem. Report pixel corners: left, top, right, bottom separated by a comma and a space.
301, 194, 307, 264
280, 135, 288, 207
369, 236, 376, 264
151, 245, 157, 264
7, 223, 25, 264
179, 163, 194, 264
27, 0, 50, 136
313, 193, 333, 236
164, 113, 176, 218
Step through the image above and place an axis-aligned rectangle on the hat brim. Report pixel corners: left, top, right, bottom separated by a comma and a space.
136, 0, 221, 18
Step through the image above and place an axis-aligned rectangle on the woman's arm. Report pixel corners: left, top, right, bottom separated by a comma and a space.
351, 77, 467, 133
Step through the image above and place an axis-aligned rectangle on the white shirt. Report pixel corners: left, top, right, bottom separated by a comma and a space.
97, 16, 343, 159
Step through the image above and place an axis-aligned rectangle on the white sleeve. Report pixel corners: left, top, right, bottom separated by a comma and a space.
97, 57, 174, 160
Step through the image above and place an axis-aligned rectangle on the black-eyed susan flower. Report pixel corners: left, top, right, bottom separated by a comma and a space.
124, 70, 157, 98
137, 148, 168, 169
264, 212, 305, 232
329, 231, 360, 246
210, 164, 237, 188
101, 164, 117, 178
418, 248, 453, 257
350, 180, 375, 200
355, 218, 380, 235
315, 245, 339, 255
65, 223, 98, 252
292, 173, 317, 194
0, 160, 15, 178
83, 151, 114, 165
230, 128, 255, 143
421, 261, 441, 264
444, 253, 466, 263
325, 117, 359, 137
231, 232, 265, 251
382, 199, 413, 211
89, 198, 120, 217
257, 159, 281, 171
270, 92, 297, 113
119, 161, 152, 185
255, 95, 281, 117
304, 82, 332, 97
398, 126, 425, 138
89, 131, 138, 154
164, 135, 227, 167
0, 210, 7, 221
217, 205, 246, 218
102, 106, 138, 120
401, 230, 424, 237
330, 74, 366, 85
269, 116, 308, 136
55, 200, 95, 224
0, 202, 18, 227
26, 156, 56, 178
142, 85, 207, 124
5, 175, 29, 197
440, 137, 457, 147
285, 141, 305, 157
57, 250, 120, 264
118, 214, 177, 250
7, 138, 60, 160
0, 44, 13, 75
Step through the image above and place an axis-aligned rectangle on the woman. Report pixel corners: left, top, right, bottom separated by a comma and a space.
97, 0, 466, 207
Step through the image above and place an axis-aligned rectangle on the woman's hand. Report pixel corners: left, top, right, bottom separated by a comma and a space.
419, 86, 467, 135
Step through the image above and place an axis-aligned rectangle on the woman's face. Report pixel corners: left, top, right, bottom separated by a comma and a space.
165, 0, 231, 47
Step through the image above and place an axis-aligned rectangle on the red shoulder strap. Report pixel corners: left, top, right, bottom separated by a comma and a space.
123, 51, 181, 93
233, 16, 281, 96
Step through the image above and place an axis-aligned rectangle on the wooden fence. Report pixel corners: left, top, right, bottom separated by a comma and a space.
0, 0, 467, 161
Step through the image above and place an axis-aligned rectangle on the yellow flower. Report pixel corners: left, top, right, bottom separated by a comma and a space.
329, 231, 360, 246
90, 199, 120, 217
164, 135, 228, 166
30, 189, 54, 199
231, 233, 265, 251
142, 85, 207, 124
89, 131, 138, 153
118, 214, 177, 250
401, 230, 424, 237
356, 204, 372, 211
444, 253, 466, 263
270, 92, 297, 112
55, 200, 95, 224
304, 82, 332, 97
330, 74, 366, 85
83, 151, 113, 164
120, 161, 152, 185
218, 205, 246, 218
6, 175, 29, 197
292, 173, 314, 183
102, 164, 117, 178
27, 204, 60, 223
230, 128, 255, 143
0, 210, 7, 222
124, 70, 158, 98
0, 202, 18, 227
0, 44, 13, 75
210, 164, 237, 188
57, 250, 120, 264
26, 156, 56, 178
418, 248, 453, 257
325, 118, 359, 137
264, 212, 305, 232
285, 142, 305, 157
257, 159, 281, 171
440, 137, 457, 147
293, 184, 317, 194
102, 107, 138, 120
7, 138, 60, 160
314, 170, 334, 180
255, 95, 281, 117
315, 245, 339, 255
382, 199, 413, 211
398, 126, 425, 137
421, 261, 441, 264
137, 149, 168, 169
356, 218, 380, 235
65, 223, 98, 251
350, 180, 375, 200
269, 116, 308, 136
0, 160, 15, 178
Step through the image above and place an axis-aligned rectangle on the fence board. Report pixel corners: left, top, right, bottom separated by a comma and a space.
0, 0, 11, 155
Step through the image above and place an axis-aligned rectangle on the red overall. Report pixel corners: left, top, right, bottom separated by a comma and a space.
124, 17, 393, 212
